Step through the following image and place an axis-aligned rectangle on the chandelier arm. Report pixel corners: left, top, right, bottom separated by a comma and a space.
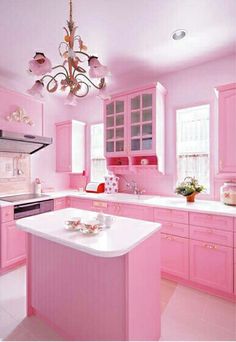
75, 73, 105, 90
45, 72, 68, 92
51, 65, 69, 77
73, 81, 90, 98
58, 42, 68, 56
74, 50, 90, 59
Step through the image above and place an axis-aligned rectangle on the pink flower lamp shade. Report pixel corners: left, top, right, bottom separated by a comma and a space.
88, 56, 108, 78
29, 52, 52, 76
27, 80, 44, 97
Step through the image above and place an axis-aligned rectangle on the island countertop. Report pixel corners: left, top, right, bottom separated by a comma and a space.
16, 208, 161, 258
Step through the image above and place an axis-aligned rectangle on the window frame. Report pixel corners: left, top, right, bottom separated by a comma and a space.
174, 102, 214, 199
89, 122, 107, 183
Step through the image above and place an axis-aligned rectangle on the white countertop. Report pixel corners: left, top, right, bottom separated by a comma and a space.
1, 190, 236, 217
16, 208, 161, 257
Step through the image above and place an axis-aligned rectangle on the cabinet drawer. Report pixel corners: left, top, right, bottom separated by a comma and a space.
116, 204, 154, 221
154, 208, 188, 224
189, 213, 233, 231
54, 198, 67, 210
69, 198, 92, 210
190, 225, 233, 247
0, 206, 14, 223
159, 220, 188, 238
190, 239, 233, 293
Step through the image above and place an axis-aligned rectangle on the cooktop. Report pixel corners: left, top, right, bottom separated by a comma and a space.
0, 193, 50, 203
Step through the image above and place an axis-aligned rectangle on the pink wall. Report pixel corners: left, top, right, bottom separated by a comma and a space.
67, 54, 236, 199
30, 97, 70, 191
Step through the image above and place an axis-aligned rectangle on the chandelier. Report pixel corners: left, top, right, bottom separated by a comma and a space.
27, 0, 108, 103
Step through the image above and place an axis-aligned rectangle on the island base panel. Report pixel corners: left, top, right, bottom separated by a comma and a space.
26, 233, 160, 341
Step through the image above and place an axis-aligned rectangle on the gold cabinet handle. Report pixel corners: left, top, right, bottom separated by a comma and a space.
164, 235, 176, 241
203, 243, 217, 249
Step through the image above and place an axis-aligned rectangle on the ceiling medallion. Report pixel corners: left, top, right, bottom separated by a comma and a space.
27, 0, 108, 104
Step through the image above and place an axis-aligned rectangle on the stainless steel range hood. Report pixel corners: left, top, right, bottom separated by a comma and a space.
0, 130, 53, 154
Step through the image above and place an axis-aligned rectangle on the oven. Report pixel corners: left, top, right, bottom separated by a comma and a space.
14, 199, 54, 219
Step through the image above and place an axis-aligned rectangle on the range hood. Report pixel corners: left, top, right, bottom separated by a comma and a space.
0, 130, 53, 154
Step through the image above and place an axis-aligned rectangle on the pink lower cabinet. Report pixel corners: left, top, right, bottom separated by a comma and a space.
161, 233, 189, 279
54, 197, 67, 210
190, 240, 233, 293
1, 221, 26, 268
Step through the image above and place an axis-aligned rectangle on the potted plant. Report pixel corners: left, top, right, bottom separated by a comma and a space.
175, 177, 205, 202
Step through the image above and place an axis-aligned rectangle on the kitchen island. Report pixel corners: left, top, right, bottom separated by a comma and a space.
16, 208, 161, 341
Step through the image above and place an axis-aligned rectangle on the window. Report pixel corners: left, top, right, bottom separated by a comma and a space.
176, 104, 210, 192
90, 123, 107, 182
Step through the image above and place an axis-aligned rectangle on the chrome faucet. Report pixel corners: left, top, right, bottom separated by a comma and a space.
126, 180, 145, 196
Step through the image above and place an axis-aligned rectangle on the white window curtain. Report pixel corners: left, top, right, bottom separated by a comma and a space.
176, 105, 210, 191
90, 123, 107, 182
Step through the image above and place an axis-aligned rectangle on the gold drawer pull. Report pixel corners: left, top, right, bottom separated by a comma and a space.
164, 235, 176, 241
204, 243, 217, 249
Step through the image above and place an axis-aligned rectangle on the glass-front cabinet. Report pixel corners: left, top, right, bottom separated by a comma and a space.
104, 83, 166, 173
105, 96, 126, 155
128, 89, 155, 154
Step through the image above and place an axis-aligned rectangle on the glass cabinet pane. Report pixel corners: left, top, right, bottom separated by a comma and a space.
116, 101, 124, 113
131, 125, 140, 137
142, 109, 152, 122
142, 138, 152, 150
106, 102, 114, 115
142, 123, 152, 135
116, 114, 124, 126
131, 111, 140, 123
131, 139, 140, 151
106, 129, 114, 140
116, 140, 124, 152
106, 141, 114, 152
131, 96, 140, 110
106, 116, 114, 128
142, 94, 152, 108
116, 127, 124, 138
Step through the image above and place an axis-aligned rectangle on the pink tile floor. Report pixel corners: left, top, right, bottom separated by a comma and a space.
0, 266, 235, 341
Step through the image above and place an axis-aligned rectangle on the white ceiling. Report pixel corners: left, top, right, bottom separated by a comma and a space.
0, 0, 235, 93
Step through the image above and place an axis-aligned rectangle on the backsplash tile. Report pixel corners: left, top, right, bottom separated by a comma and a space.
0, 152, 31, 195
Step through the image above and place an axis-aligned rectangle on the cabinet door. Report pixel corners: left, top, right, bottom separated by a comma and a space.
54, 197, 67, 210
128, 88, 156, 155
104, 96, 127, 156
1, 221, 26, 268
190, 239, 233, 293
218, 85, 236, 174
56, 122, 72, 172
161, 234, 189, 280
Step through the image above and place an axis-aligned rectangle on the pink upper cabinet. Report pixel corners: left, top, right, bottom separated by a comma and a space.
0, 87, 43, 136
56, 120, 85, 173
104, 95, 127, 156
216, 83, 236, 175
104, 83, 166, 174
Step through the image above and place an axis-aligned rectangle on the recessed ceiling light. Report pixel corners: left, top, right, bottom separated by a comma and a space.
172, 29, 186, 40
